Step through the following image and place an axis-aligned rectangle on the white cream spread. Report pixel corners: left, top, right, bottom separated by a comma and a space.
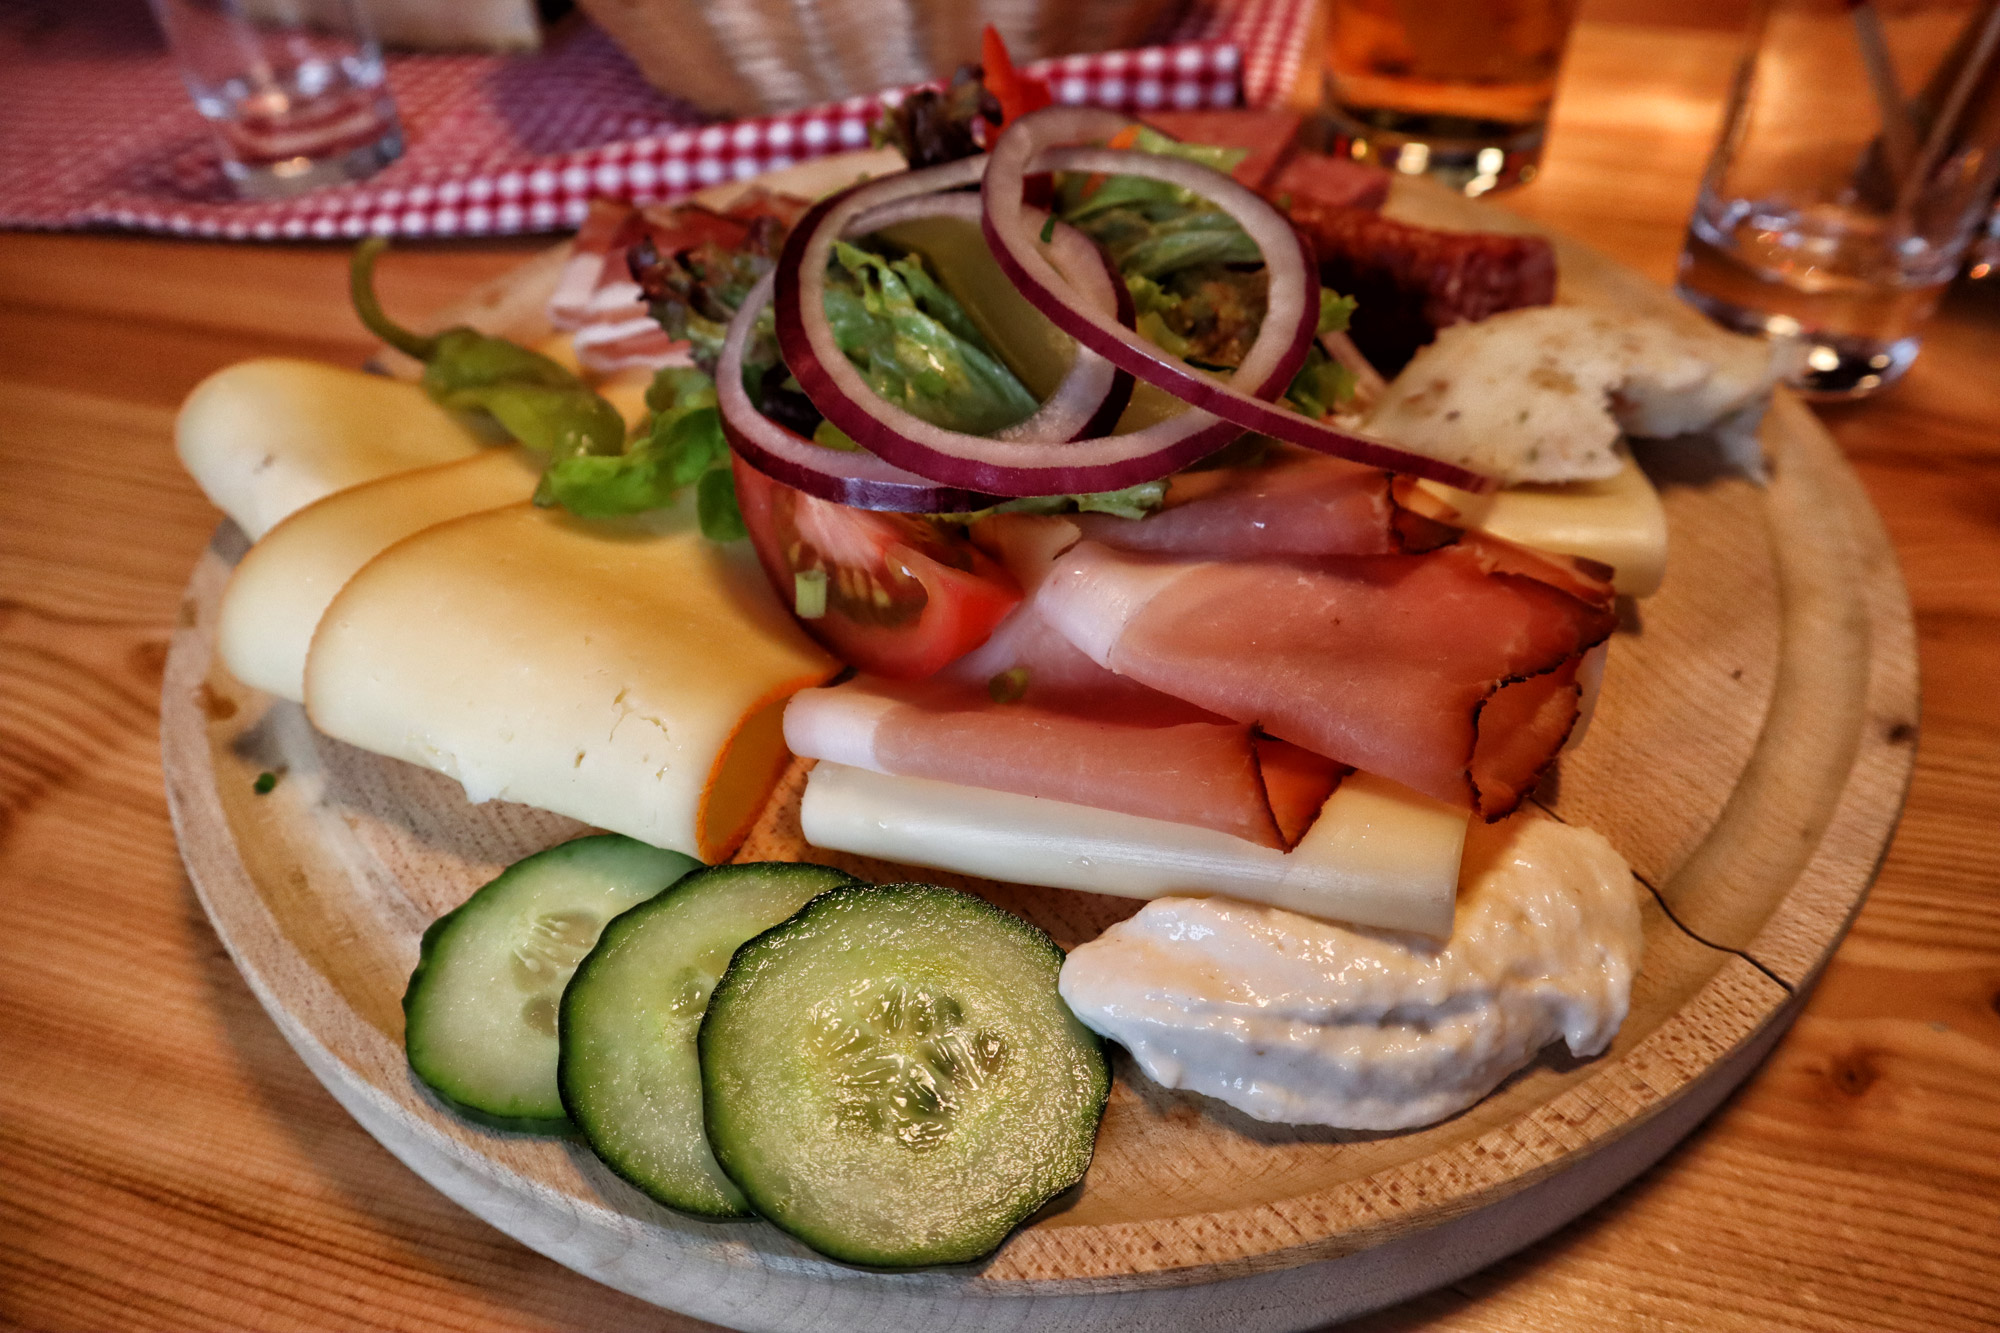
1058, 814, 1645, 1130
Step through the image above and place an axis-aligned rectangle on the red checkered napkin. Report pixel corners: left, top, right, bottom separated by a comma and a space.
0, 0, 1315, 241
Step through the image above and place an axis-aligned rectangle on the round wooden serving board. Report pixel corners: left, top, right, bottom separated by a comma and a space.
161, 164, 1919, 1332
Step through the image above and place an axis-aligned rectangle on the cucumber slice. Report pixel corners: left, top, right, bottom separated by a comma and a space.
403, 834, 700, 1130
558, 861, 860, 1218
700, 882, 1110, 1267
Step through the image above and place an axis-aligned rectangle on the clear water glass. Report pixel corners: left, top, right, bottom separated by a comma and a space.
147, 0, 405, 199
1677, 0, 2000, 399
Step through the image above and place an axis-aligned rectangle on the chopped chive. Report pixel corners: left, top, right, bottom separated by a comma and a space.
795, 569, 829, 620
253, 771, 278, 795
1039, 215, 1056, 244
987, 666, 1030, 704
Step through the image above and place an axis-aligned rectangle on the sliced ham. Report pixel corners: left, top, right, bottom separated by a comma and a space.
547, 199, 641, 331
785, 506, 1351, 846
1073, 446, 1456, 560
549, 193, 808, 376
785, 677, 1320, 848
550, 203, 683, 375
1037, 540, 1617, 819
571, 272, 690, 374
951, 513, 1197, 720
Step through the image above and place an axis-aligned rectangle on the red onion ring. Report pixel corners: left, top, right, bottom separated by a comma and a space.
847, 192, 1134, 442
775, 175, 1256, 495
716, 270, 1003, 512
980, 106, 1499, 493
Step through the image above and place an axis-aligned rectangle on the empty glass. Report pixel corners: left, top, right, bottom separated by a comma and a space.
147, 0, 405, 199
1677, 0, 2000, 398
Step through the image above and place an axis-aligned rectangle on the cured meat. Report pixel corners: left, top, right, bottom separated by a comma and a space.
1263, 151, 1391, 214
953, 512, 1196, 718
785, 677, 1319, 848
1037, 540, 1617, 818
547, 201, 682, 375
1073, 446, 1456, 560
547, 199, 644, 331
1141, 110, 1308, 192
790, 509, 1348, 846
548, 193, 807, 375
570, 282, 688, 373
1286, 201, 1558, 374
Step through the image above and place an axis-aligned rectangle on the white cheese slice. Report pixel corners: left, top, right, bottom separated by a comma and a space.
306, 499, 837, 860
177, 358, 491, 539
799, 762, 1467, 937
218, 447, 541, 703
1417, 453, 1668, 598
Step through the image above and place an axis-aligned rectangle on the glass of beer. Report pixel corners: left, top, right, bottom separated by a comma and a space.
1317, 0, 1582, 195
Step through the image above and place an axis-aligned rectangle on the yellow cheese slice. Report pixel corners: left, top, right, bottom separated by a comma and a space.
306, 500, 838, 860
1416, 453, 1668, 598
177, 358, 494, 539
218, 448, 541, 704
800, 763, 1468, 938
177, 347, 659, 542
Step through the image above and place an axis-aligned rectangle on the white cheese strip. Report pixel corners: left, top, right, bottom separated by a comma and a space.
218, 448, 541, 703
799, 762, 1467, 937
177, 358, 490, 539
1417, 454, 1668, 598
306, 499, 837, 860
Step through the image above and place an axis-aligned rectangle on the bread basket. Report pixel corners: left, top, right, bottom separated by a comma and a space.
574, 0, 1189, 115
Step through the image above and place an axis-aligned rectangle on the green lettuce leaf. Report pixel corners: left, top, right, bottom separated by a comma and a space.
822, 241, 1040, 436
934, 479, 1168, 524
535, 367, 745, 539
1284, 346, 1358, 420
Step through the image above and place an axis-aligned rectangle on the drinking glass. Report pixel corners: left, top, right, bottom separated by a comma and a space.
147, 0, 405, 199
1677, 0, 2000, 398
1316, 0, 1582, 195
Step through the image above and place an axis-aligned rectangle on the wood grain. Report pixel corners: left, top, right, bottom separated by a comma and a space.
3, 11, 1998, 1333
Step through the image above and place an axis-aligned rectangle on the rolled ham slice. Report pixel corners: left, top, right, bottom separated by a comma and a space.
1038, 539, 1617, 819
547, 199, 644, 331
551, 194, 807, 376
785, 677, 1323, 848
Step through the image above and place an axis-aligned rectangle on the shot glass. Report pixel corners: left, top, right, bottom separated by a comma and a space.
147, 0, 405, 199
1315, 0, 1583, 195
1677, 0, 2000, 398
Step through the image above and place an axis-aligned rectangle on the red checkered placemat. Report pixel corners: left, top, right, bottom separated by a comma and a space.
0, 0, 1316, 241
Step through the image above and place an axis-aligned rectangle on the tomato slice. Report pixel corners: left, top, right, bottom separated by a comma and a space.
732, 456, 1021, 679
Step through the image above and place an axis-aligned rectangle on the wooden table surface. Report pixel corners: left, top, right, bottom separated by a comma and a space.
3, 11, 1997, 1332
